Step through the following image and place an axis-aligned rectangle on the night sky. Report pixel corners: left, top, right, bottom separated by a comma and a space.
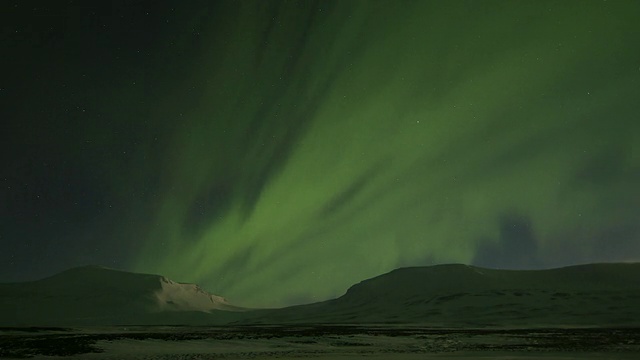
1, 0, 639, 308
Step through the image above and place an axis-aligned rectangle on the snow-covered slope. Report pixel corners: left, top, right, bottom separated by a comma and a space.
0, 266, 245, 326
244, 263, 640, 327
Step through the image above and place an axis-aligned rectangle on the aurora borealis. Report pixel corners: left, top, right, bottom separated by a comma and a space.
2, 1, 639, 308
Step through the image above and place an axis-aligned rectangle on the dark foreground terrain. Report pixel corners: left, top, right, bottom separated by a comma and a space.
1, 326, 639, 359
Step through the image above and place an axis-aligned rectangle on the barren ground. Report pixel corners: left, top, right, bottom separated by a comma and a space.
2, 326, 639, 359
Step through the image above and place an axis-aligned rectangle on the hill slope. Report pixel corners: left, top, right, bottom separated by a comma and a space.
243, 263, 640, 327
0, 266, 245, 326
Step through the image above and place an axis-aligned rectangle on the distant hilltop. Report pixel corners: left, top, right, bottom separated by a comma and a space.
1, 263, 639, 327
0, 265, 246, 326
245, 262, 640, 326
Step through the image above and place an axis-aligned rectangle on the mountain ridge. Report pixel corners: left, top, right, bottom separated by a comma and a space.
239, 262, 640, 326
1, 262, 639, 327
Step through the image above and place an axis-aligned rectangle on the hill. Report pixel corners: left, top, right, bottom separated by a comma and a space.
0, 266, 245, 326
242, 263, 640, 327
2, 263, 639, 327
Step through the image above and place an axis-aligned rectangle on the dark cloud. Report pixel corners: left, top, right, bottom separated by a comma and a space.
473, 214, 540, 270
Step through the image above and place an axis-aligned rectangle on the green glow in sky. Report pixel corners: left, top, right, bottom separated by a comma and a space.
129, 1, 640, 307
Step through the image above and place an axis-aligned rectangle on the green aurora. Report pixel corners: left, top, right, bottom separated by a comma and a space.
3, 1, 638, 308
125, 1, 640, 307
